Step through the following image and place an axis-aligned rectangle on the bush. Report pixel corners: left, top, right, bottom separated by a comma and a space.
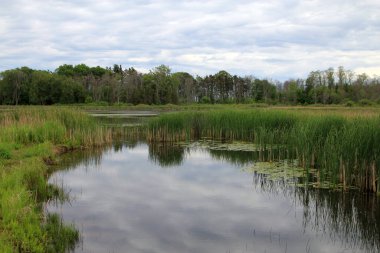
84, 96, 93, 104
343, 100, 355, 107
200, 96, 211, 104
0, 143, 12, 159
358, 99, 373, 106
0, 148, 11, 159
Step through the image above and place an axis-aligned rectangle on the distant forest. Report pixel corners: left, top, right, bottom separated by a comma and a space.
0, 64, 379, 105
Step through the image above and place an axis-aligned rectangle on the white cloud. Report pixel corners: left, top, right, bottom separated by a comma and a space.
0, 0, 379, 80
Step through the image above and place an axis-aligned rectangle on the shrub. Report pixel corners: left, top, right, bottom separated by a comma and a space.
358, 99, 373, 106
0, 148, 11, 159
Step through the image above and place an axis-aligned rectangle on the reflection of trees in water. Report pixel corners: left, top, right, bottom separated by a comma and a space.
209, 146, 294, 166
254, 173, 380, 253
149, 143, 380, 252
113, 140, 140, 151
148, 142, 288, 167
148, 143, 186, 167
53, 142, 380, 252
49, 147, 106, 172
209, 149, 271, 165
50, 141, 141, 172
297, 188, 380, 253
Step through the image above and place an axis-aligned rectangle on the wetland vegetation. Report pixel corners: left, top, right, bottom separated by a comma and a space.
0, 104, 379, 252
0, 107, 112, 252
147, 109, 380, 193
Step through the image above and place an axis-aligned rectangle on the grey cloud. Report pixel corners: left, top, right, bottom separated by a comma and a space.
0, 0, 379, 80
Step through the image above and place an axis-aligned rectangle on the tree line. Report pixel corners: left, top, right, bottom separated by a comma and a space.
0, 64, 379, 105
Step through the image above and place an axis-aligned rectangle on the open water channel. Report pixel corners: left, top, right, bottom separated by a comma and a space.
46, 112, 380, 253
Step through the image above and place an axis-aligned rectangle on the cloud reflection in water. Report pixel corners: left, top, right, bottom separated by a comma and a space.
48, 143, 380, 253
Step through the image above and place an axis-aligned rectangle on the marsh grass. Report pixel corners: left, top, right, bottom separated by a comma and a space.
147, 109, 380, 192
0, 107, 112, 146
0, 106, 113, 252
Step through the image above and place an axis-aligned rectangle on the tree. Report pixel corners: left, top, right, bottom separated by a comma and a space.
233, 75, 250, 103
283, 79, 300, 104
56, 64, 75, 77
124, 67, 143, 104
0, 68, 29, 105
149, 65, 178, 104
214, 70, 233, 102
252, 78, 277, 103
59, 77, 85, 104
91, 66, 108, 78
326, 67, 335, 90
73, 64, 91, 76
29, 71, 55, 105
172, 72, 197, 103
305, 71, 319, 104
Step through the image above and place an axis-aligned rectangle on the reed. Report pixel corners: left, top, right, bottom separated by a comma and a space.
0, 106, 112, 252
147, 109, 380, 192
0, 107, 112, 146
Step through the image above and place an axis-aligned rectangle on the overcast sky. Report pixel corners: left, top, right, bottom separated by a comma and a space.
0, 0, 379, 80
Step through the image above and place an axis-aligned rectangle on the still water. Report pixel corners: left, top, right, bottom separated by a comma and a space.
47, 142, 380, 253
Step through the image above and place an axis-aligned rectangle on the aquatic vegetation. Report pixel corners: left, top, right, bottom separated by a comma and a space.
44, 214, 79, 253
147, 109, 380, 192
243, 160, 307, 181
181, 140, 267, 152
0, 107, 113, 252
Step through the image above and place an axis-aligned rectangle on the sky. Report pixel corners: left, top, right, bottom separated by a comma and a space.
0, 0, 379, 80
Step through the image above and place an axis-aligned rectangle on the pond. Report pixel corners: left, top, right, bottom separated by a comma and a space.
47, 141, 380, 253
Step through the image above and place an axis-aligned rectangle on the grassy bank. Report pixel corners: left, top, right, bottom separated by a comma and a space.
11, 102, 376, 115
0, 107, 112, 252
147, 109, 380, 193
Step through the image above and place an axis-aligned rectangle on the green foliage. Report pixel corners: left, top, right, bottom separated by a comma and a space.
0, 107, 112, 146
358, 99, 373, 106
2, 64, 380, 105
44, 214, 79, 253
345, 100, 354, 107
21, 142, 54, 158
85, 95, 93, 104
0, 158, 47, 252
55, 64, 75, 77
0, 107, 113, 252
200, 96, 211, 104
0, 143, 12, 159
0, 157, 78, 252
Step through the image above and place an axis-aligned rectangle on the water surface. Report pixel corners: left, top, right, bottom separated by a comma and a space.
47, 142, 380, 253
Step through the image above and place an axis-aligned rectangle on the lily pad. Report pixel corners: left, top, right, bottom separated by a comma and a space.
243, 160, 307, 181
180, 140, 280, 152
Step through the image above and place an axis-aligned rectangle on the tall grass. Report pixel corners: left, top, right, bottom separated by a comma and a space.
0, 107, 112, 146
0, 106, 112, 252
147, 109, 380, 193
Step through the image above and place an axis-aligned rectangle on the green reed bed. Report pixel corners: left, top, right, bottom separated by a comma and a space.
0, 107, 112, 252
147, 109, 380, 193
147, 110, 296, 142
0, 107, 112, 146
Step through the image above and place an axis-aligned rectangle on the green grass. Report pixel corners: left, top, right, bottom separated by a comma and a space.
147, 109, 380, 193
0, 107, 112, 252
0, 107, 112, 147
